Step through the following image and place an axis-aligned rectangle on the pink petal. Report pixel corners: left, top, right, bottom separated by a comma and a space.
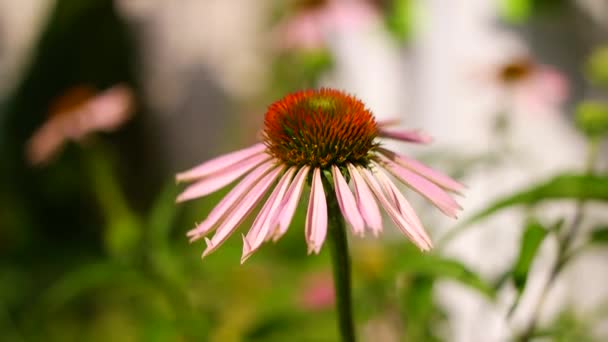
202, 166, 284, 257
378, 156, 461, 218
358, 167, 432, 251
376, 118, 401, 127
378, 147, 465, 193
305, 168, 327, 255
371, 165, 432, 248
176, 143, 266, 182
331, 165, 365, 236
84, 84, 134, 133
270, 166, 310, 242
378, 128, 433, 144
187, 160, 276, 240
176, 153, 270, 203
347, 163, 383, 235
241, 167, 296, 263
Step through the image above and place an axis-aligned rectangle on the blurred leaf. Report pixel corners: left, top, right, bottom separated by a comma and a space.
576, 101, 608, 138
512, 220, 548, 293
534, 309, 598, 342
401, 276, 442, 342
500, 0, 568, 23
399, 254, 496, 299
590, 227, 608, 245
147, 182, 180, 248
586, 46, 608, 88
465, 174, 608, 225
386, 0, 414, 42
41, 262, 147, 311
500, 0, 532, 23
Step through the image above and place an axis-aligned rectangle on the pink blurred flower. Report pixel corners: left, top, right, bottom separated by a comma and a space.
493, 57, 569, 113
176, 88, 463, 263
26, 84, 135, 165
278, 0, 380, 50
298, 271, 335, 311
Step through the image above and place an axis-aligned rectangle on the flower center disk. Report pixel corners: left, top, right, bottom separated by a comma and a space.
263, 88, 378, 168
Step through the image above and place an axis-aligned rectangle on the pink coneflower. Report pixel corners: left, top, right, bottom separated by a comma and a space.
177, 88, 463, 263
493, 56, 569, 113
278, 0, 379, 50
26, 84, 135, 165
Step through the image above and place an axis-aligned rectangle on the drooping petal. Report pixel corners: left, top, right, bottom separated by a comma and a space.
378, 128, 433, 144
378, 156, 461, 218
187, 160, 276, 240
347, 163, 383, 235
331, 165, 365, 236
305, 168, 327, 255
176, 153, 270, 203
241, 167, 296, 263
176, 143, 266, 182
376, 118, 401, 127
270, 166, 310, 241
378, 147, 464, 193
371, 165, 432, 248
358, 166, 432, 251
202, 166, 284, 257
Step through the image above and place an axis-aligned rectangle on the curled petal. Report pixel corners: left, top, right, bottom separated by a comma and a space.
378, 156, 461, 218
378, 128, 433, 144
305, 168, 327, 254
202, 166, 284, 257
332, 165, 365, 236
271, 166, 310, 241
187, 160, 275, 240
358, 166, 432, 251
176, 153, 270, 203
176, 143, 266, 182
347, 163, 383, 235
242, 167, 296, 263
379, 147, 464, 193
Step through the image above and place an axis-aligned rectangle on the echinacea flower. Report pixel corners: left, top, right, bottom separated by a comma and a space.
26, 84, 135, 165
278, 0, 379, 51
493, 56, 569, 113
177, 88, 463, 263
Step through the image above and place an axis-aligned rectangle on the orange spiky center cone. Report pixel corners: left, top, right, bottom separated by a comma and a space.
263, 88, 379, 169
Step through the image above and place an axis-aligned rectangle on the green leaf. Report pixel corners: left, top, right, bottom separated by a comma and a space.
399, 254, 496, 299
465, 174, 608, 225
590, 227, 608, 244
512, 220, 548, 293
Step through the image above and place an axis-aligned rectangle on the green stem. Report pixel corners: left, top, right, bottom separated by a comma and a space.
325, 180, 356, 342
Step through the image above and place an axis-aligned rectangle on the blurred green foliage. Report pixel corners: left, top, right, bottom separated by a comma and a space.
500, 0, 568, 23
576, 101, 608, 139
586, 46, 608, 88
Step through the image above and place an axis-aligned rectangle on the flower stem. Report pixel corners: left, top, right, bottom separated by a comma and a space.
325, 182, 357, 342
